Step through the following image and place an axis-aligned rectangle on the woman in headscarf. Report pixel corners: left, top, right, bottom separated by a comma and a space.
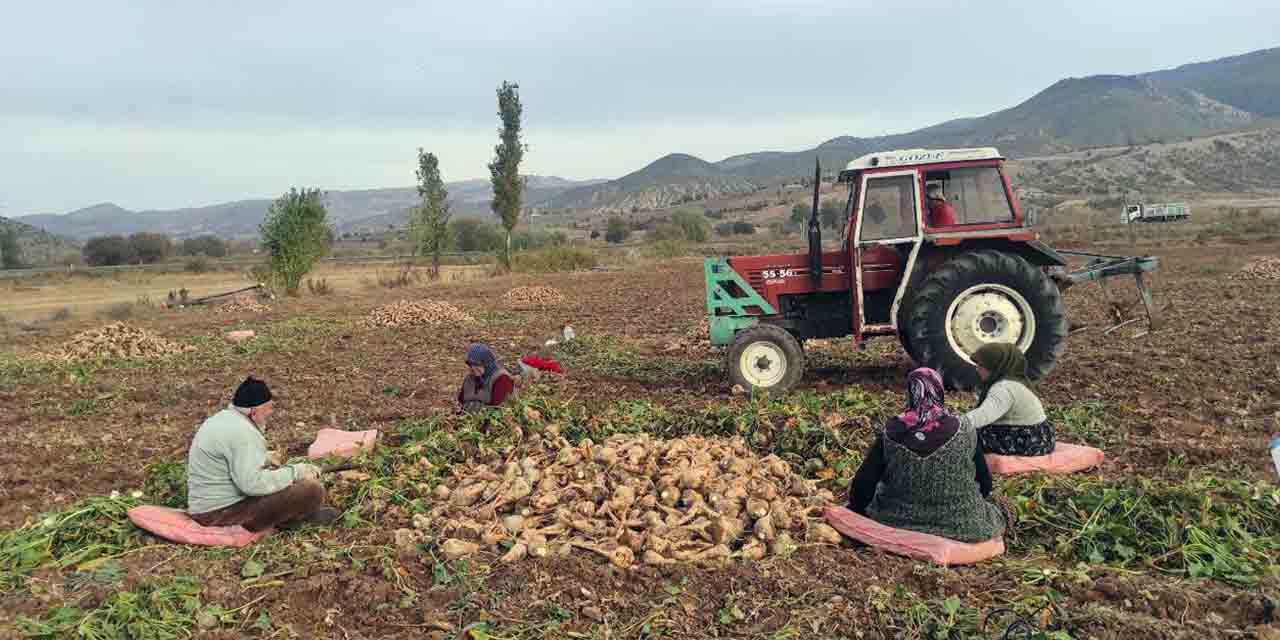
848, 367, 1007, 542
961, 343, 1055, 457
457, 343, 517, 412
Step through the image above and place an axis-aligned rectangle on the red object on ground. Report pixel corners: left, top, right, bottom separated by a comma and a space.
823, 506, 1005, 566
520, 356, 562, 373
308, 428, 379, 459
128, 505, 271, 547
984, 442, 1105, 476
225, 330, 256, 342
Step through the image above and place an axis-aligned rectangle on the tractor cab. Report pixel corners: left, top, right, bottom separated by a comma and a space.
704, 146, 1157, 393
837, 148, 1031, 337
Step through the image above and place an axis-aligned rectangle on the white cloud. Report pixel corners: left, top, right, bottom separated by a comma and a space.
1, 0, 1278, 213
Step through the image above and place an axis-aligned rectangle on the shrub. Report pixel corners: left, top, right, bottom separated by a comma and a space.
605, 217, 630, 244
259, 187, 333, 295
374, 264, 419, 289
648, 223, 685, 242
512, 246, 599, 273
82, 236, 134, 266
125, 232, 173, 264
179, 235, 227, 258
306, 277, 333, 295
644, 240, 688, 260
671, 208, 710, 243
184, 257, 211, 273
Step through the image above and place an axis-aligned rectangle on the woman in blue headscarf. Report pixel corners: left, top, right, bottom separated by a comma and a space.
457, 343, 517, 412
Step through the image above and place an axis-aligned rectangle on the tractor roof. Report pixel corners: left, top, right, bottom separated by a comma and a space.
844, 147, 1003, 171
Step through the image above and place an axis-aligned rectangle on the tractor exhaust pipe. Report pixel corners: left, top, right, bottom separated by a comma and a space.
808, 157, 822, 286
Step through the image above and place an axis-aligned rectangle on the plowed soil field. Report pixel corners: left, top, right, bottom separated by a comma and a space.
0, 242, 1277, 638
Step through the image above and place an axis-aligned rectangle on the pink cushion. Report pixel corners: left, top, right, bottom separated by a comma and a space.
128, 506, 270, 547
823, 506, 1005, 566
985, 442, 1105, 476
307, 428, 379, 459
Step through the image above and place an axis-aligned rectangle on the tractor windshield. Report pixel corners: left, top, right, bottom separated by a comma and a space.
924, 166, 1014, 225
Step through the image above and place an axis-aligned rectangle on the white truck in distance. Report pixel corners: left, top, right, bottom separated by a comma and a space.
1121, 202, 1190, 224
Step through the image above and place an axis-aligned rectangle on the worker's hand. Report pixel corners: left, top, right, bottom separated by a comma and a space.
292, 463, 322, 482
267, 449, 285, 467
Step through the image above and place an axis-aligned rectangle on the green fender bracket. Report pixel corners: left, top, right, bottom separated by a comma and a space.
704, 257, 776, 346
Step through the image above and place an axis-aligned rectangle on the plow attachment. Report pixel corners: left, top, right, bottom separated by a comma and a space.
1052, 251, 1160, 338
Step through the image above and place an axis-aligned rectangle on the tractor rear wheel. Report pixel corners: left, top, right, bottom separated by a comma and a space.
905, 250, 1066, 390
727, 324, 804, 393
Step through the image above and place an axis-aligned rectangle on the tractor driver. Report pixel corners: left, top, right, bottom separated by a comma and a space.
926, 184, 958, 227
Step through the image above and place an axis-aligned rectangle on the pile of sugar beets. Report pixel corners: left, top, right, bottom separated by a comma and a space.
403, 429, 845, 568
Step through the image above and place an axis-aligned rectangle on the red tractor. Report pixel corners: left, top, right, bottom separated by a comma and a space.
705, 147, 1158, 392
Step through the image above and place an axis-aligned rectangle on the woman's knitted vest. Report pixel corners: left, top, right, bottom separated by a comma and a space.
866, 424, 1005, 543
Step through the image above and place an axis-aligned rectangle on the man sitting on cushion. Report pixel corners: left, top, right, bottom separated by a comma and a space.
186, 376, 338, 531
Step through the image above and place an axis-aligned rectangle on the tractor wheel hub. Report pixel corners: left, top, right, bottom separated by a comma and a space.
739, 341, 788, 388
946, 285, 1035, 363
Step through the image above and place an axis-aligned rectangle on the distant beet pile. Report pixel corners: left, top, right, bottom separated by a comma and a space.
1229, 256, 1280, 281
215, 296, 271, 314
503, 286, 565, 307
43, 323, 195, 361
364, 300, 474, 328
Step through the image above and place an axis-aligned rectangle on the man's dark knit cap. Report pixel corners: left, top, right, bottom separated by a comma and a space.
233, 376, 273, 408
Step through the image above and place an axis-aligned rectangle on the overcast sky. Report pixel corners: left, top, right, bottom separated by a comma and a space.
2, 1, 1277, 215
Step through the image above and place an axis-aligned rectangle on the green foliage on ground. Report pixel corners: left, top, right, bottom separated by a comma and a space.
0, 494, 144, 592
16, 576, 203, 639
1006, 475, 1280, 586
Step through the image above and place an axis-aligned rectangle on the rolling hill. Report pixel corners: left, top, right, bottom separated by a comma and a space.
541, 154, 761, 214
553, 46, 1277, 212
1144, 46, 1280, 117
0, 216, 80, 266
20, 176, 603, 242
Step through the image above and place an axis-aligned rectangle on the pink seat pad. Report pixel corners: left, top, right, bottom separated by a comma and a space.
823, 506, 1004, 566
307, 428, 379, 459
984, 442, 1105, 476
128, 505, 270, 547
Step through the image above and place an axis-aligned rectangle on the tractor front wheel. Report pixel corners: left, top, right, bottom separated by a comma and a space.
727, 324, 804, 393
905, 250, 1066, 390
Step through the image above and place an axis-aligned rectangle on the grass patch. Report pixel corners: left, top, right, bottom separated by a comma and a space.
64, 395, 113, 417
1006, 474, 1280, 586
16, 576, 203, 639
473, 309, 525, 327
1047, 401, 1114, 447
553, 335, 719, 385
0, 494, 144, 592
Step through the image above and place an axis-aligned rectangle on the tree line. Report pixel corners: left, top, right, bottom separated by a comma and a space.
80, 233, 230, 266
